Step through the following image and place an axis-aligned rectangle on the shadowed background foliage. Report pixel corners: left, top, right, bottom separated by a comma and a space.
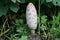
0, 0, 60, 40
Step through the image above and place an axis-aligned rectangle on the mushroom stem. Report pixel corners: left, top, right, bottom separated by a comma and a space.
31, 29, 35, 34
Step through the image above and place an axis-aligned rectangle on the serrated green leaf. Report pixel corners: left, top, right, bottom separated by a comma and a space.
10, 4, 19, 13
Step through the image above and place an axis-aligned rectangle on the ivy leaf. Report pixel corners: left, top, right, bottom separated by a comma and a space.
0, 5, 8, 16
10, 4, 19, 13
11, 0, 16, 3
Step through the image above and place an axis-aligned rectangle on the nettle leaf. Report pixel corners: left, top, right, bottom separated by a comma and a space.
0, 5, 8, 16
10, 4, 19, 13
46, 0, 52, 2
11, 0, 16, 3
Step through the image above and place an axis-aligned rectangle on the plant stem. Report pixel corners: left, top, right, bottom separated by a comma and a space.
38, 0, 40, 35
0, 29, 10, 37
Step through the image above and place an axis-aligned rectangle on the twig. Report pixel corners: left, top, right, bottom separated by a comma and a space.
3, 18, 8, 28
0, 18, 8, 36
0, 29, 10, 37
0, 17, 10, 37
7, 21, 9, 28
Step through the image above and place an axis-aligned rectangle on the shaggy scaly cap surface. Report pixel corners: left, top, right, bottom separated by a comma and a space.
26, 3, 37, 30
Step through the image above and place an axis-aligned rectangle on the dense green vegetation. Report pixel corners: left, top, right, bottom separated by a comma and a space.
0, 0, 60, 40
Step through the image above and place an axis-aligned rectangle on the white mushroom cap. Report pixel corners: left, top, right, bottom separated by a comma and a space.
26, 3, 37, 30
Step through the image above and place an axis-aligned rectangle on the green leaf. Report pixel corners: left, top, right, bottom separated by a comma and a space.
15, 19, 20, 25
11, 0, 16, 3
46, 0, 52, 2
27, 0, 36, 3
57, 0, 60, 6
18, 0, 36, 3
52, 0, 57, 6
52, 0, 60, 6
41, 15, 47, 23
56, 27, 60, 33
10, 4, 19, 13
15, 19, 23, 25
0, 5, 8, 16
40, 24, 47, 30
19, 36, 27, 40
16, 27, 24, 33
55, 38, 60, 40
17, 0, 21, 3
20, 0, 26, 3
